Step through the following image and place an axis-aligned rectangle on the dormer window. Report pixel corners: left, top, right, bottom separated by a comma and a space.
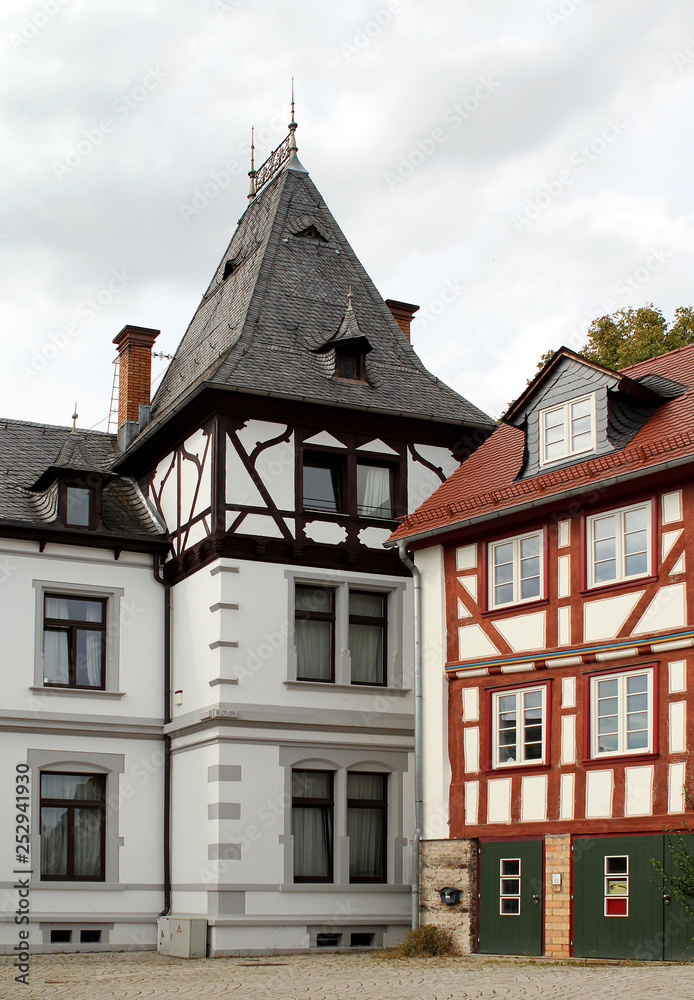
335, 347, 365, 381
539, 394, 595, 465
66, 486, 91, 527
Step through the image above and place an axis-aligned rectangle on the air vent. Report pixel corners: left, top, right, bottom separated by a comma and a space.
222, 253, 244, 280
294, 224, 327, 242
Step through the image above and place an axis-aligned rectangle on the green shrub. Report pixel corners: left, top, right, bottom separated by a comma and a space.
398, 924, 456, 957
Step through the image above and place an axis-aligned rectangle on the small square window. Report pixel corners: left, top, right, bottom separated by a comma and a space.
590, 668, 653, 757
491, 685, 546, 767
604, 855, 629, 916
488, 531, 543, 609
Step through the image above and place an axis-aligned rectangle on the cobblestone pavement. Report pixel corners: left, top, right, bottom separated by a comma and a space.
1, 952, 694, 1000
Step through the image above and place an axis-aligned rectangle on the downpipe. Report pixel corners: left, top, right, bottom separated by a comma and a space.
153, 553, 172, 917
397, 540, 422, 930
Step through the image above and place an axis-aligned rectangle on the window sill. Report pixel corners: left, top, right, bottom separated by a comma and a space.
31, 881, 125, 890
485, 763, 550, 776
30, 686, 126, 699
285, 680, 411, 695
583, 752, 658, 766
482, 598, 549, 618
581, 574, 657, 598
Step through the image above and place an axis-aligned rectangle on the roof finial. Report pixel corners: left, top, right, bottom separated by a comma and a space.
248, 126, 256, 201
71, 403, 78, 431
346, 287, 354, 312
288, 77, 298, 158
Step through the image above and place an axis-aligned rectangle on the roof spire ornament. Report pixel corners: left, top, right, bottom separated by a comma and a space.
288, 77, 298, 159
248, 126, 257, 201
71, 403, 78, 431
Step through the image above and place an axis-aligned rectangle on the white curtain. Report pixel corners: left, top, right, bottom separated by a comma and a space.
293, 806, 331, 879
349, 624, 382, 684
44, 631, 69, 684
347, 774, 385, 880
296, 620, 331, 680
357, 466, 391, 518
82, 600, 103, 687
41, 806, 68, 876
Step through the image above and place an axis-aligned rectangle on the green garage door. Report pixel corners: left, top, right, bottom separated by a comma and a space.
479, 839, 543, 955
573, 834, 694, 960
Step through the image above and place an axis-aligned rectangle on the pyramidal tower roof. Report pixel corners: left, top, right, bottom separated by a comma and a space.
150, 131, 493, 430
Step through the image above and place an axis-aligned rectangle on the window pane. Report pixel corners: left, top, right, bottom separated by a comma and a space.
520, 573, 540, 601
501, 898, 520, 914
293, 806, 331, 879
292, 771, 331, 800
520, 536, 539, 559
349, 623, 383, 684
598, 678, 618, 698
349, 592, 384, 618
295, 585, 334, 614
625, 550, 648, 577
73, 807, 103, 877
357, 465, 392, 518
501, 859, 520, 876
41, 806, 68, 876
44, 629, 69, 684
495, 583, 514, 605
75, 630, 103, 687
571, 398, 592, 419
606, 856, 628, 874
296, 620, 332, 680
627, 674, 648, 694
348, 806, 384, 880
606, 878, 628, 896
336, 353, 358, 379
66, 487, 90, 526
593, 515, 616, 541
495, 562, 514, 586
41, 774, 104, 800
348, 773, 386, 800
598, 733, 619, 753
494, 542, 514, 566
303, 462, 341, 512
544, 408, 564, 431
624, 507, 647, 533
45, 597, 104, 623
501, 878, 520, 894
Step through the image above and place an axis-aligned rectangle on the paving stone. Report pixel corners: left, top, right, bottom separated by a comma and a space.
1, 952, 694, 1000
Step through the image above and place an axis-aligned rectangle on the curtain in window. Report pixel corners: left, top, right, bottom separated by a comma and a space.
44, 631, 69, 684
349, 624, 382, 684
293, 806, 331, 879
296, 620, 331, 680
82, 601, 103, 687
357, 466, 392, 518
348, 774, 385, 880
74, 808, 103, 877
41, 806, 68, 876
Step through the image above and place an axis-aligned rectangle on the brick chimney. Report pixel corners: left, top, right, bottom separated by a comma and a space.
385, 299, 420, 341
113, 324, 159, 450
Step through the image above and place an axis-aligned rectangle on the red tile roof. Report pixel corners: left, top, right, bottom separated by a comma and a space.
390, 343, 694, 542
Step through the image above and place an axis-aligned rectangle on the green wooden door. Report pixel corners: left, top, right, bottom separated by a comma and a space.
662, 833, 694, 962
479, 839, 543, 955
573, 834, 694, 960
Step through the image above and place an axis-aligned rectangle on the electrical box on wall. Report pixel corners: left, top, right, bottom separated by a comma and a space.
157, 917, 207, 958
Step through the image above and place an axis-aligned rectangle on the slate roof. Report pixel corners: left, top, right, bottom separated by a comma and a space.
0, 419, 164, 538
390, 344, 694, 542
149, 159, 493, 431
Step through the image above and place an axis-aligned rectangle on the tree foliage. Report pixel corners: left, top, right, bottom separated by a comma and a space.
651, 829, 694, 925
535, 305, 694, 378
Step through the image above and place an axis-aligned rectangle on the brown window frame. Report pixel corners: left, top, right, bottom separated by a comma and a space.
43, 594, 107, 690
349, 590, 387, 686
347, 771, 388, 884
294, 585, 336, 683
39, 771, 106, 882
292, 769, 334, 883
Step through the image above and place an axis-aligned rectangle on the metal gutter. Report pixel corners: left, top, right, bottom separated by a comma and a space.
387, 451, 694, 549
396, 539, 422, 931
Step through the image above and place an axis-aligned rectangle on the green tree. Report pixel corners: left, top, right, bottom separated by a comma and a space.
541, 305, 694, 374
652, 828, 694, 925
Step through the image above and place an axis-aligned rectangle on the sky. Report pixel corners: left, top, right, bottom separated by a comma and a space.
2, 0, 693, 431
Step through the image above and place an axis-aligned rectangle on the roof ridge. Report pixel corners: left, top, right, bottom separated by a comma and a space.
620, 341, 694, 374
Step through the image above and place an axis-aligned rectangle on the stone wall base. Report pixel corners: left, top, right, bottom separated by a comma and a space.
419, 838, 476, 955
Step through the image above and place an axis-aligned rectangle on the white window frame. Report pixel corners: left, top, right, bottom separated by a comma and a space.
539, 393, 596, 466
586, 501, 652, 589
491, 684, 547, 768
488, 530, 544, 610
590, 667, 654, 758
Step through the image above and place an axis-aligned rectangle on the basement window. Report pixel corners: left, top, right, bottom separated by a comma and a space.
50, 929, 72, 943
80, 929, 102, 943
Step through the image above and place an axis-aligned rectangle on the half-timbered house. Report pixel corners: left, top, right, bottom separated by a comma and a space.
390, 344, 694, 960
0, 123, 494, 954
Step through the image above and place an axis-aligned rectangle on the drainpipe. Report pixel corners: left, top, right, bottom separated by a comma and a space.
397, 540, 422, 930
153, 553, 172, 917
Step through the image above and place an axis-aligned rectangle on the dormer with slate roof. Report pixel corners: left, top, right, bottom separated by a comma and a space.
504, 347, 685, 480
